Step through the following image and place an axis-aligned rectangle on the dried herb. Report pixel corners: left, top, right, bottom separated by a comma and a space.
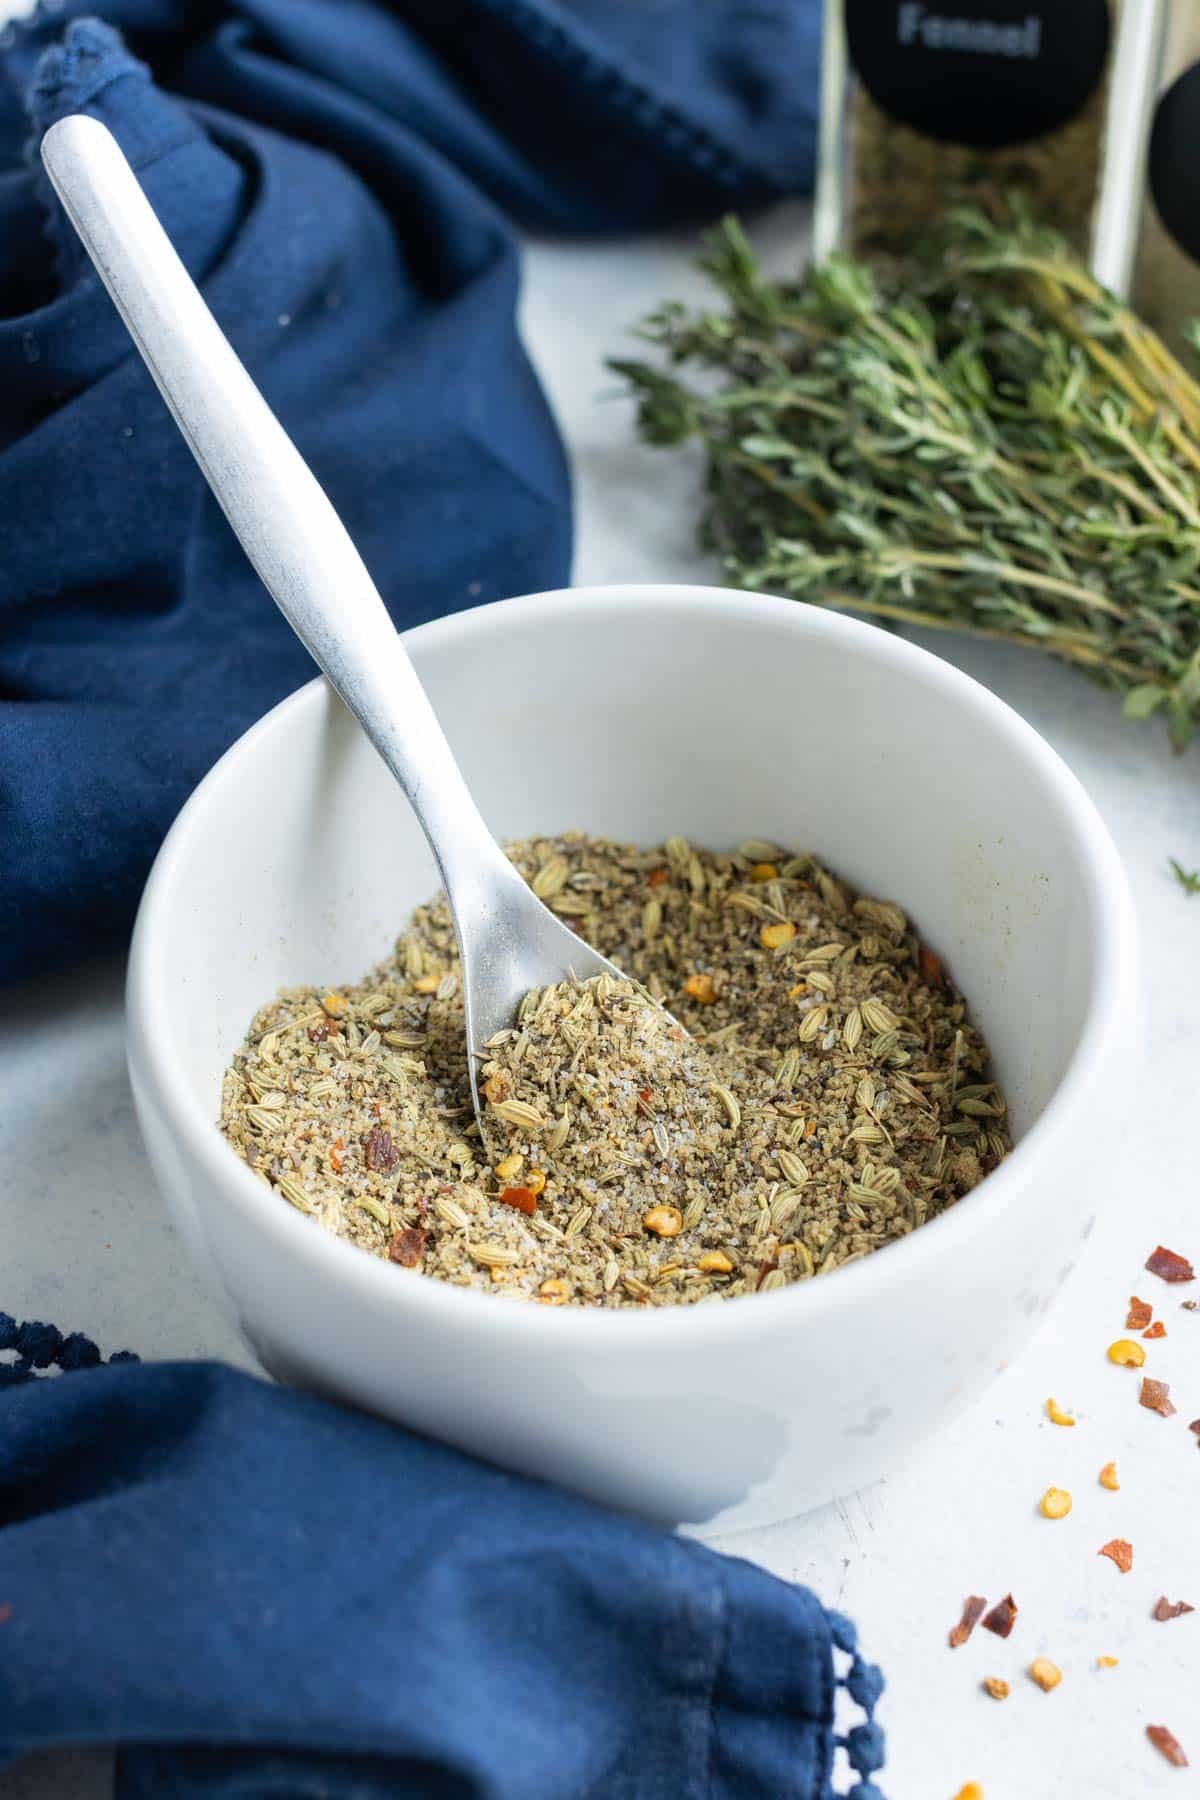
614, 209, 1200, 750
948, 1594, 987, 1648
1152, 1597, 1194, 1621
1098, 1538, 1134, 1573
1169, 858, 1200, 895
981, 1594, 1018, 1638
1140, 1377, 1177, 1417
1146, 1244, 1195, 1283
1147, 1724, 1189, 1769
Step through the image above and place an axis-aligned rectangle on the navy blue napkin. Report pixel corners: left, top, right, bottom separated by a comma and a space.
0, 1325, 887, 1797
0, 1, 819, 984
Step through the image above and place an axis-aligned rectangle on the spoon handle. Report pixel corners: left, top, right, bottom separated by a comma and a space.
41, 114, 503, 897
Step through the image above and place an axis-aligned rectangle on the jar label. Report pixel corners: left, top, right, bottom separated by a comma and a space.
1149, 63, 1200, 265
845, 1, 1111, 149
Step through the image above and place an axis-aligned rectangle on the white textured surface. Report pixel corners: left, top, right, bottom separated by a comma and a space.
3, 202, 1199, 1800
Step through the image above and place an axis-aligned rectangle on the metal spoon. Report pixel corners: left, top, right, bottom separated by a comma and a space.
41, 113, 622, 1127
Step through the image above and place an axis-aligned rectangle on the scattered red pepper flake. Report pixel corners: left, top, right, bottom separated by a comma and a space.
948, 1595, 987, 1648
1126, 1296, 1153, 1330
636, 1086, 654, 1116
1147, 1724, 1189, 1768
329, 1136, 345, 1174
364, 1125, 397, 1173
1143, 1320, 1167, 1338
917, 943, 945, 985
387, 1226, 427, 1267
1153, 1597, 1195, 1622
498, 1185, 537, 1216
1190, 1419, 1200, 1436
647, 867, 669, 888
307, 1019, 334, 1043
1146, 1245, 1195, 1284
1140, 1377, 1177, 1417
1099, 1538, 1134, 1574
981, 1594, 1018, 1638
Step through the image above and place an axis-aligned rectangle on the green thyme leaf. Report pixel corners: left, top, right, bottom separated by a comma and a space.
613, 209, 1200, 748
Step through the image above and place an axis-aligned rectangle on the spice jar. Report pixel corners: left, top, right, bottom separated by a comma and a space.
814, 0, 1159, 281
1131, 3, 1200, 344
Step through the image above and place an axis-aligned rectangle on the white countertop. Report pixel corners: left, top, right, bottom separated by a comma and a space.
4, 204, 1199, 1800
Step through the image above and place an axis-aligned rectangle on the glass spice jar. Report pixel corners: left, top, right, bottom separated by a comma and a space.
1131, 2, 1200, 345
814, 0, 1159, 284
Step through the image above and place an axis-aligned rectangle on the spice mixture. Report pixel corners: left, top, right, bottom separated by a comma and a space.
845, 78, 1112, 266
220, 833, 1009, 1307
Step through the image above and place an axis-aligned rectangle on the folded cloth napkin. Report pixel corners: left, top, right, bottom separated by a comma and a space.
0, 1324, 886, 1798
0, 1, 819, 986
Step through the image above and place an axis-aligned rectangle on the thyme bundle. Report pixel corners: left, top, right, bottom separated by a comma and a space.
613, 209, 1200, 750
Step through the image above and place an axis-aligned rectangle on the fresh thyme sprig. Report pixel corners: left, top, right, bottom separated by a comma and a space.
612, 209, 1200, 750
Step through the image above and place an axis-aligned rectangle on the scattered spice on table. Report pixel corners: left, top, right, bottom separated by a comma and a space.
1099, 1461, 1120, 1491
1029, 1658, 1062, 1693
1107, 1339, 1146, 1368
1045, 1396, 1075, 1426
1096, 1656, 1119, 1669
981, 1677, 1009, 1701
1147, 1724, 1189, 1769
952, 1784, 984, 1800
1152, 1597, 1194, 1622
1145, 1245, 1195, 1284
1143, 1320, 1167, 1339
948, 1595, 987, 1648
1099, 1539, 1134, 1574
1126, 1296, 1153, 1330
1140, 1378, 1176, 1418
221, 834, 1008, 1308
981, 1595, 1018, 1639
1039, 1486, 1072, 1520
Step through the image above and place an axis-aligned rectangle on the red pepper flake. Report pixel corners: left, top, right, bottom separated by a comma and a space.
1143, 1320, 1167, 1338
1153, 1597, 1195, 1622
981, 1594, 1018, 1638
1140, 1377, 1176, 1417
329, 1136, 345, 1174
498, 1185, 537, 1216
1147, 1724, 1189, 1768
307, 1019, 332, 1043
917, 943, 945, 986
636, 1086, 654, 1116
1146, 1245, 1195, 1284
1190, 1419, 1200, 1436
948, 1595, 987, 1648
364, 1126, 397, 1173
647, 868, 669, 888
1127, 1296, 1153, 1330
1099, 1538, 1134, 1573
388, 1226, 427, 1267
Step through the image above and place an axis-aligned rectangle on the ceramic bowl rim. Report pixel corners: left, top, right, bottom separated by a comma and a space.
126, 583, 1137, 1346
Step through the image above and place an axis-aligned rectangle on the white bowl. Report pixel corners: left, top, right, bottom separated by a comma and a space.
127, 585, 1136, 1533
